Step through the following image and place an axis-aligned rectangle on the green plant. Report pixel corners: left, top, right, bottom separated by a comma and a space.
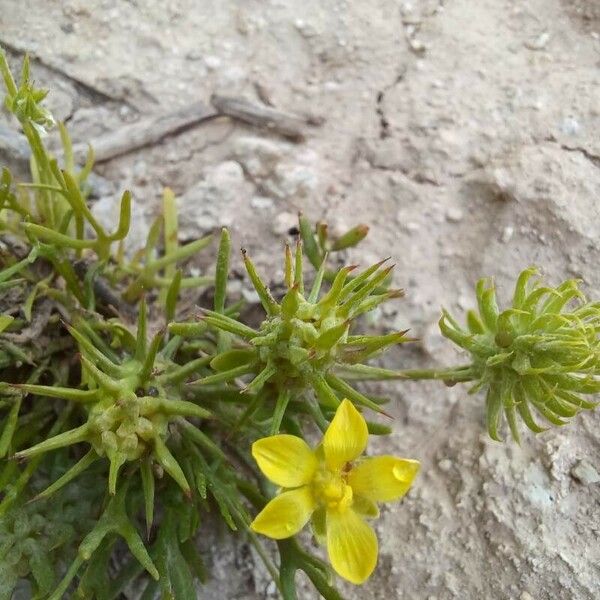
0, 49, 598, 599
439, 269, 600, 441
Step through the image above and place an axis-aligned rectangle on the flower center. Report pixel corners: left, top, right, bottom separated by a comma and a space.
312, 466, 353, 511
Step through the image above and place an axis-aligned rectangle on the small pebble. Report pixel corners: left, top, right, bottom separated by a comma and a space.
404, 221, 420, 232
408, 38, 427, 54
265, 581, 278, 597
457, 294, 471, 310
571, 460, 600, 485
560, 117, 580, 136
204, 55, 222, 70
438, 459, 452, 472
446, 207, 463, 223
500, 225, 514, 243
421, 320, 446, 359
271, 212, 297, 236
242, 288, 261, 304
526, 31, 550, 50
250, 196, 274, 210
186, 49, 203, 60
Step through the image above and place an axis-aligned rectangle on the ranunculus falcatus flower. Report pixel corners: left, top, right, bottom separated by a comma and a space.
250, 399, 419, 584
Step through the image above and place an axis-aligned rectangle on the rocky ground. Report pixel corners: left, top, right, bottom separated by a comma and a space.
1, 0, 600, 598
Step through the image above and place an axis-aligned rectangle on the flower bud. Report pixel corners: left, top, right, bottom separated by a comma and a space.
440, 268, 600, 441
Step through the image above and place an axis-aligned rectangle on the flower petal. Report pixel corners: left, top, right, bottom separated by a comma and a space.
326, 508, 378, 584
251, 487, 315, 539
252, 434, 317, 487
352, 495, 380, 518
323, 399, 368, 469
349, 456, 420, 502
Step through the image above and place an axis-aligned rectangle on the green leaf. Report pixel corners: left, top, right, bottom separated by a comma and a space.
298, 213, 322, 269
270, 389, 291, 434
0, 315, 14, 333
107, 190, 132, 242
331, 224, 369, 251
154, 513, 197, 600
119, 520, 159, 581
15, 423, 90, 459
179, 539, 208, 583
284, 243, 293, 289
210, 348, 256, 372
141, 459, 155, 536
318, 265, 355, 308
35, 449, 97, 500
214, 228, 231, 313
165, 270, 182, 322
243, 363, 277, 394
476, 280, 499, 331
325, 373, 387, 415
293, 240, 304, 295
242, 249, 280, 316
139, 328, 165, 381
153, 436, 191, 496
0, 394, 21, 457
188, 362, 255, 386
281, 284, 301, 318
314, 320, 349, 350
200, 309, 258, 339
485, 386, 503, 441
162, 187, 178, 280
30, 546, 56, 594
75, 538, 114, 600
307, 256, 327, 303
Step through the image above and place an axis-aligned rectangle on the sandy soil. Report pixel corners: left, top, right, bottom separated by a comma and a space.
1, 1, 600, 598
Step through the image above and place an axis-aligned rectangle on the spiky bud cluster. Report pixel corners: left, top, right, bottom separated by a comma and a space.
1, 54, 54, 134
440, 268, 600, 441
192, 242, 409, 433
15, 302, 211, 495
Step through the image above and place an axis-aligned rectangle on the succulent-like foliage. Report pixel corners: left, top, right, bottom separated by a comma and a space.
440, 268, 600, 441
14, 301, 212, 496
189, 242, 409, 435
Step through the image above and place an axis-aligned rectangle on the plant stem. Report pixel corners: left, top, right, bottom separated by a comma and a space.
336, 362, 476, 383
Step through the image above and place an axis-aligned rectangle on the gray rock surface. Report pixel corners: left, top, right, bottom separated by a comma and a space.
177, 160, 248, 238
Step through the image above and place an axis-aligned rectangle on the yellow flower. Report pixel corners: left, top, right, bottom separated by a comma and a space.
250, 399, 420, 584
